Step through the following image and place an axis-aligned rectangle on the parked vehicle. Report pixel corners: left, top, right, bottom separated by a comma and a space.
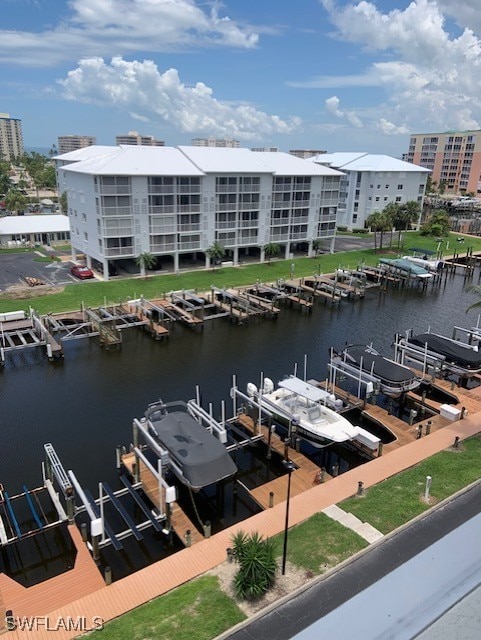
70, 265, 94, 280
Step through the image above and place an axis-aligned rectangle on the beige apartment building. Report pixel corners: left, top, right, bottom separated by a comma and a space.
115, 131, 165, 146
0, 112, 24, 161
58, 135, 96, 154
405, 130, 481, 195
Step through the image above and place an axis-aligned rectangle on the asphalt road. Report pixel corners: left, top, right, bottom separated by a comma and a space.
0, 252, 74, 290
225, 482, 481, 640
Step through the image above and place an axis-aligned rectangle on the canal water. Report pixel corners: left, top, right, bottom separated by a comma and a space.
1, 270, 480, 496
1, 269, 480, 579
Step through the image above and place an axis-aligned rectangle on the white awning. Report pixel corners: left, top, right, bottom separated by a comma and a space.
278, 376, 331, 402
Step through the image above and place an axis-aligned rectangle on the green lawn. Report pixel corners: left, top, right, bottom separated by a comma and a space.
341, 435, 481, 533
1, 231, 479, 315
89, 575, 245, 639
274, 512, 368, 575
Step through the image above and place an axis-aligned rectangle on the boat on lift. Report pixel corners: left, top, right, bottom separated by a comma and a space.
337, 344, 422, 397
399, 331, 481, 377
247, 376, 380, 451
378, 258, 433, 279
145, 400, 237, 490
402, 248, 444, 273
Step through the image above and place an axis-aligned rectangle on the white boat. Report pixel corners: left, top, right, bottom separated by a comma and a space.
247, 376, 380, 451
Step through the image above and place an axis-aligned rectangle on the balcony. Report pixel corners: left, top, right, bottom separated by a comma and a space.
239, 183, 260, 192
237, 235, 258, 246
150, 242, 176, 252
150, 205, 175, 214
272, 184, 292, 192
99, 186, 131, 195
178, 185, 201, 194
148, 185, 175, 194
270, 233, 289, 241
289, 232, 308, 240
101, 227, 133, 238
239, 202, 260, 211
104, 246, 135, 257
150, 225, 176, 234
178, 240, 201, 250
177, 223, 201, 232
216, 203, 238, 212
101, 206, 132, 217
216, 221, 237, 229
177, 204, 201, 213
216, 185, 238, 193
291, 200, 310, 208
239, 219, 259, 228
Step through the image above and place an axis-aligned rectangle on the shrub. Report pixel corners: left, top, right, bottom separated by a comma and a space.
231, 530, 278, 600
336, 226, 348, 232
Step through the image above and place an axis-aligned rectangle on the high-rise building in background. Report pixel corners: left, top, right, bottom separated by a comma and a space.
191, 137, 240, 148
289, 149, 326, 159
115, 131, 165, 146
58, 135, 96, 155
405, 130, 481, 194
251, 147, 279, 153
0, 113, 24, 161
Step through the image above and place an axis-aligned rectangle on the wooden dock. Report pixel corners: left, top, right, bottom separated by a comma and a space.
121, 452, 203, 546
235, 415, 324, 509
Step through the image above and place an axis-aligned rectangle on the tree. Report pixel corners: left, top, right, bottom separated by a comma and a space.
231, 530, 277, 601
263, 242, 280, 263
58, 191, 68, 213
135, 251, 157, 276
5, 189, 27, 215
381, 202, 399, 249
206, 241, 226, 267
393, 200, 421, 247
438, 179, 447, 195
420, 208, 450, 237
312, 239, 324, 256
366, 210, 391, 251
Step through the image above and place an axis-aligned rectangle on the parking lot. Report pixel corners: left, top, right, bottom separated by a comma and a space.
0, 252, 80, 291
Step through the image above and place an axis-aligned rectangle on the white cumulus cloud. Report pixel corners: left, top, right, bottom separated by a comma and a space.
0, 0, 260, 67
58, 56, 302, 139
318, 0, 481, 133
325, 95, 363, 128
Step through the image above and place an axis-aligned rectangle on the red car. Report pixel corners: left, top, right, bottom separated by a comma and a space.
70, 265, 94, 280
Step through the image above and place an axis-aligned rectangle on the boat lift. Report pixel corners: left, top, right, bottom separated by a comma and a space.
43, 442, 174, 553
328, 348, 380, 399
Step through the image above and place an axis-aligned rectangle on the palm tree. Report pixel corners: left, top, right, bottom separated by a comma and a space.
206, 242, 226, 267
395, 201, 421, 247
366, 210, 387, 251
263, 242, 280, 263
135, 251, 157, 276
312, 239, 324, 256
382, 202, 399, 249
5, 189, 27, 215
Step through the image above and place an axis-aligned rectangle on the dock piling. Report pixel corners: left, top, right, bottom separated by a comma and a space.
357, 481, 364, 496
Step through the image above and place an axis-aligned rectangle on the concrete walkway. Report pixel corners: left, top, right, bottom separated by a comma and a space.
3, 412, 481, 639
322, 504, 384, 543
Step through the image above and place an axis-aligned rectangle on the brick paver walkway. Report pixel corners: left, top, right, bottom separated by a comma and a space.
3, 412, 481, 639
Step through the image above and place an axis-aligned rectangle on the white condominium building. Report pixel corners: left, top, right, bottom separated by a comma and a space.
312, 152, 429, 230
55, 145, 343, 279
191, 137, 240, 148
115, 131, 165, 146
0, 112, 24, 161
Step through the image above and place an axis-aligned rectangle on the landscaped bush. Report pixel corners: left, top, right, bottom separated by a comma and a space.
336, 226, 348, 232
231, 530, 278, 600
352, 228, 369, 234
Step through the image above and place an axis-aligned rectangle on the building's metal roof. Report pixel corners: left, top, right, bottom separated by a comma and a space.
313, 152, 430, 173
0, 214, 70, 234
59, 146, 205, 176
56, 144, 344, 178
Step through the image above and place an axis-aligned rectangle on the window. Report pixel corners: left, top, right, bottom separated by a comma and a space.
375, 196, 380, 202
396, 196, 402, 202
385, 185, 389, 189
397, 184, 403, 190
84, 232, 88, 241
377, 185, 381, 189
82, 213, 87, 222
384, 196, 388, 201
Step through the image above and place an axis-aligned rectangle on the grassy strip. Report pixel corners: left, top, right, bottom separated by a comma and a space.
273, 512, 368, 575
341, 435, 481, 534
1, 231, 478, 314
90, 575, 245, 639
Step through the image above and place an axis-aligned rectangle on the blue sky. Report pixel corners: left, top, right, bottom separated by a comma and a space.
2, 0, 481, 157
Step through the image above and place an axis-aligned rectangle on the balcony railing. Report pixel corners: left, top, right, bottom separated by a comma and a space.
290, 232, 308, 240
237, 236, 258, 245
177, 204, 200, 213
178, 240, 201, 250
216, 203, 238, 212
270, 233, 289, 241
101, 207, 132, 216
239, 184, 260, 192
272, 184, 292, 192
150, 243, 176, 252
148, 185, 175, 194
150, 205, 175, 214
104, 246, 135, 257
291, 200, 310, 207
239, 220, 259, 228
216, 185, 238, 193
177, 223, 201, 232
216, 221, 237, 229
99, 186, 131, 195
238, 202, 260, 211
101, 227, 133, 237
178, 185, 201, 194
149, 225, 176, 234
